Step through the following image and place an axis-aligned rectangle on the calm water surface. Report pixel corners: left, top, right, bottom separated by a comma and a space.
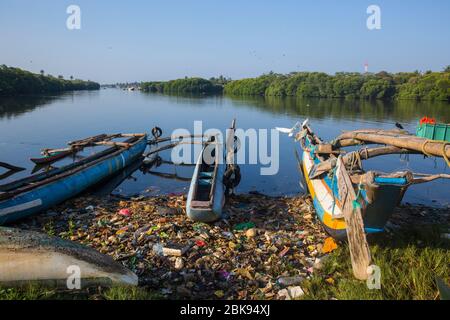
0, 89, 449, 206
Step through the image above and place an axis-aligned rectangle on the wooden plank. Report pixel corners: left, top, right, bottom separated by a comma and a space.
335, 156, 372, 280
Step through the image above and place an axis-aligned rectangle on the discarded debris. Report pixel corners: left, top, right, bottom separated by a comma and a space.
322, 237, 338, 254
118, 208, 132, 217
278, 286, 304, 300
13, 192, 447, 300
13, 192, 328, 299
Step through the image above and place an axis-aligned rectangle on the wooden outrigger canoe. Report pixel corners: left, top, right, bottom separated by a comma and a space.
186, 120, 237, 222
186, 136, 226, 222
296, 123, 449, 241
0, 133, 147, 224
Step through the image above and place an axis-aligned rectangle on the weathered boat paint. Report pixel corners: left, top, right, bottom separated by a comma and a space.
301, 133, 407, 241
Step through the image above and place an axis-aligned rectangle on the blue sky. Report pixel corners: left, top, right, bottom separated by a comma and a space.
0, 0, 449, 83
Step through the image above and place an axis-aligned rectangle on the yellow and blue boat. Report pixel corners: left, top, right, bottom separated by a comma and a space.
298, 125, 412, 241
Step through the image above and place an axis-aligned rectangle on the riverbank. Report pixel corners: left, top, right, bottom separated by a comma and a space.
138, 68, 450, 101
0, 65, 100, 96
2, 193, 449, 300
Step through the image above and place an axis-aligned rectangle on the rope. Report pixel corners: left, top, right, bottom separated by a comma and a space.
363, 147, 369, 160
348, 151, 362, 172
420, 139, 450, 167
330, 167, 337, 217
352, 182, 363, 210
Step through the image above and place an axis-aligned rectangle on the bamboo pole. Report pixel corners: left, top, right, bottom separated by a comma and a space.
310, 146, 420, 179
336, 130, 450, 159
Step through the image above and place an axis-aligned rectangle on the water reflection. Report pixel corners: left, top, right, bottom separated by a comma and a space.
0, 89, 448, 206
228, 95, 450, 123
0, 95, 61, 119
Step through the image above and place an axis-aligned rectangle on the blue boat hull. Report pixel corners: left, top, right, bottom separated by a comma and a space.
0, 136, 147, 225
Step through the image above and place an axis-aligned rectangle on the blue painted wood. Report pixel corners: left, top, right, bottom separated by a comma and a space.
0, 136, 147, 225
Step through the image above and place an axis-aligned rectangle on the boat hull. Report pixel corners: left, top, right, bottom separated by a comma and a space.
186, 151, 225, 223
0, 136, 147, 225
301, 140, 406, 241
0, 227, 138, 287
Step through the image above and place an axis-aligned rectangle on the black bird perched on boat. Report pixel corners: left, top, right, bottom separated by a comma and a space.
395, 122, 404, 130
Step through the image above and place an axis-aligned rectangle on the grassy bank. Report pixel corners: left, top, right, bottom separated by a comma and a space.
302, 229, 449, 300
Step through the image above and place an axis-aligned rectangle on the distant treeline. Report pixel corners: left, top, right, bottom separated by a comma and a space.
141, 77, 227, 94
224, 68, 450, 101
0, 65, 100, 96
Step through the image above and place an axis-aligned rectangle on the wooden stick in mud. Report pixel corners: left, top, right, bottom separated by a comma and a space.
310, 146, 420, 179
336, 156, 372, 280
336, 130, 450, 160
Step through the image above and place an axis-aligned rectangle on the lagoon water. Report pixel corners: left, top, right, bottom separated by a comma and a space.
0, 89, 449, 206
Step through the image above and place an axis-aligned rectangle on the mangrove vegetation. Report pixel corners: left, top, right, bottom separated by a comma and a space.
0, 65, 100, 96
224, 68, 450, 101
141, 77, 223, 94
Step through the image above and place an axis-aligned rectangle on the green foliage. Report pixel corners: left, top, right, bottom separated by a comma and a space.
103, 286, 162, 300
224, 69, 450, 101
0, 65, 100, 96
224, 73, 283, 96
397, 72, 450, 101
301, 229, 450, 300
141, 77, 222, 94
